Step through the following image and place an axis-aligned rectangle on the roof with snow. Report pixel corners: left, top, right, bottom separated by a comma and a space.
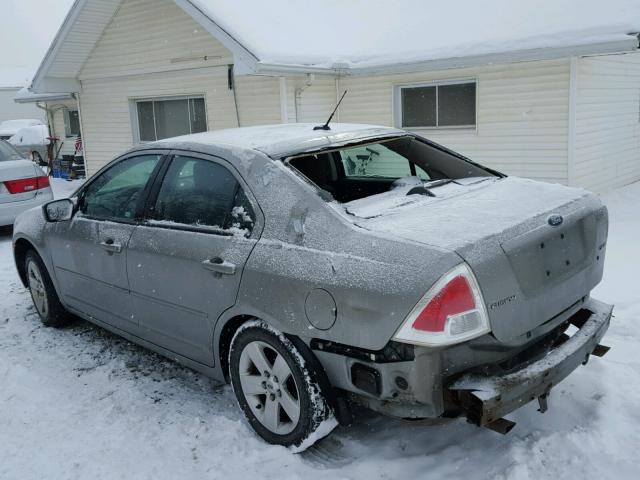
152, 123, 403, 157
192, 0, 640, 70
30, 0, 640, 93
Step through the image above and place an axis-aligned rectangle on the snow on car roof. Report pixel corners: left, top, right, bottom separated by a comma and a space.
190, 0, 640, 69
155, 123, 404, 157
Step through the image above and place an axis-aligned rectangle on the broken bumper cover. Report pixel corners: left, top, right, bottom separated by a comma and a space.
449, 298, 612, 428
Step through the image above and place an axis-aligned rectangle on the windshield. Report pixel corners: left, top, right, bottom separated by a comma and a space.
0, 140, 24, 162
288, 136, 496, 203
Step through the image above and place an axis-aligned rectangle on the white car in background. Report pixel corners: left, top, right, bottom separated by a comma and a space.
8, 124, 50, 166
0, 119, 44, 141
0, 140, 53, 226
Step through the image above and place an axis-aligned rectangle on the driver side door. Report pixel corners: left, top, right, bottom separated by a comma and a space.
48, 153, 163, 333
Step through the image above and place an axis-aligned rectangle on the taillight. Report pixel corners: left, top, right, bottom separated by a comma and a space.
3, 176, 50, 194
393, 263, 490, 346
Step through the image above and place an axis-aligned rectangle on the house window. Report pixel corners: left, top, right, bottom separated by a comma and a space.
397, 81, 476, 128
64, 109, 81, 137
135, 96, 207, 142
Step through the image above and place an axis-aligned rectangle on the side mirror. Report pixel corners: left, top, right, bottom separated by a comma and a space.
44, 198, 75, 222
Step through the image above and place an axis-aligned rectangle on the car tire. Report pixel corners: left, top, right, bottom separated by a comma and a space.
229, 320, 336, 449
25, 250, 71, 328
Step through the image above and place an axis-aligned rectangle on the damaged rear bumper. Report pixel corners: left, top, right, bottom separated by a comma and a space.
448, 297, 612, 432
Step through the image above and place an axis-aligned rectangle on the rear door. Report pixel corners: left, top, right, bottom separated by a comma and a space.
48, 153, 163, 332
126, 152, 262, 365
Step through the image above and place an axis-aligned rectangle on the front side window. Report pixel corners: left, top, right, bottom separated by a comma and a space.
135, 97, 207, 142
152, 156, 254, 234
399, 81, 476, 128
80, 155, 160, 221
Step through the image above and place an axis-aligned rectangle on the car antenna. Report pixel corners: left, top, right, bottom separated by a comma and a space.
313, 90, 348, 131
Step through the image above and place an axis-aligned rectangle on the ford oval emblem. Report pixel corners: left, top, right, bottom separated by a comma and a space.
548, 214, 563, 227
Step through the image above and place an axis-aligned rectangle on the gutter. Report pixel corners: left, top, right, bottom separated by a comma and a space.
567, 57, 578, 187
15, 92, 75, 104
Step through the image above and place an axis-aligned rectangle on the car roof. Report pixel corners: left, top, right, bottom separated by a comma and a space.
152, 123, 405, 158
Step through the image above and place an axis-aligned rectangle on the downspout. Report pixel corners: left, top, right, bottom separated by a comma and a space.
567, 56, 578, 187
229, 64, 241, 127
74, 92, 89, 174
294, 74, 315, 123
279, 77, 289, 123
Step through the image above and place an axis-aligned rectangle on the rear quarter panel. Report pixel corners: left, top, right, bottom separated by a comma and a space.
233, 156, 461, 351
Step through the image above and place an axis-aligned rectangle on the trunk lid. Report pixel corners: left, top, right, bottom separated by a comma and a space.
347, 177, 608, 342
0, 160, 43, 204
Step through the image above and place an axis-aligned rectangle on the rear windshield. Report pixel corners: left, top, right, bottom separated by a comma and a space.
288, 136, 495, 203
0, 141, 23, 162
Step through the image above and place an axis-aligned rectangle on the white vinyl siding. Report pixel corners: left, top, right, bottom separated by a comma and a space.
286, 76, 337, 123
80, 0, 232, 80
573, 52, 640, 192
337, 59, 571, 185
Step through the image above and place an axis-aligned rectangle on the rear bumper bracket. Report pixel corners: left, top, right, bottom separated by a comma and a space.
448, 298, 613, 432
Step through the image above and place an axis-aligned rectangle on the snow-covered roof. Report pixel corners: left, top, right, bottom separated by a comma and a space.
191, 0, 640, 71
30, 0, 640, 93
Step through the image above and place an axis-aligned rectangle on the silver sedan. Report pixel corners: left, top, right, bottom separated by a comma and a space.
12, 123, 612, 448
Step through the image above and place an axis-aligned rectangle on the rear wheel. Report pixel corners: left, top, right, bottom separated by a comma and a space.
229, 320, 335, 449
25, 250, 71, 327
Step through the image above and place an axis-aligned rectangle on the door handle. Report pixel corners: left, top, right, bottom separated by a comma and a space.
202, 257, 236, 275
99, 239, 122, 253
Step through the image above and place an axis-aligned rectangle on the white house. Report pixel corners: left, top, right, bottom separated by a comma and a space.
21, 0, 640, 192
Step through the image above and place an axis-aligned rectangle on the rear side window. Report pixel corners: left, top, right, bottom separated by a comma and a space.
289, 136, 494, 204
152, 156, 254, 235
80, 154, 160, 221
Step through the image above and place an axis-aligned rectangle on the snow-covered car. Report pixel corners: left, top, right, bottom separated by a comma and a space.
8, 124, 50, 166
0, 119, 44, 141
11, 123, 612, 448
0, 140, 52, 226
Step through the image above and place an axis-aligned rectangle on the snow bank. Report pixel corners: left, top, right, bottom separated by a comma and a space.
190, 0, 640, 68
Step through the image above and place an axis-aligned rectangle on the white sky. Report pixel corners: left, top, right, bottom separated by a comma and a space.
0, 0, 74, 87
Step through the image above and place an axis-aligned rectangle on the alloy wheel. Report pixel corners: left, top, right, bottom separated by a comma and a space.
238, 340, 301, 435
27, 261, 48, 318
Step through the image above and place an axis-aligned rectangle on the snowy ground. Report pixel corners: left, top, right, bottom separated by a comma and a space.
1, 181, 639, 480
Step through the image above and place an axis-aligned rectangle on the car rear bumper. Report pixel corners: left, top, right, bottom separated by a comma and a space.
448, 297, 612, 430
314, 297, 612, 425
0, 190, 53, 226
